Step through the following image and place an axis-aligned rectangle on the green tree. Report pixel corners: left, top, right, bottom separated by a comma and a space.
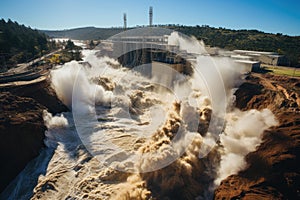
65, 39, 75, 50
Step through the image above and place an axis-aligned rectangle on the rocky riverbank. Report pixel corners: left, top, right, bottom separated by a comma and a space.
214, 74, 300, 199
0, 78, 67, 192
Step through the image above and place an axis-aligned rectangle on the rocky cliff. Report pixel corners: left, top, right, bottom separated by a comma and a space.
2, 78, 67, 114
0, 78, 67, 192
214, 74, 300, 199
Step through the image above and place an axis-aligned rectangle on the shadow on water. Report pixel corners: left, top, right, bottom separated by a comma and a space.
0, 147, 55, 200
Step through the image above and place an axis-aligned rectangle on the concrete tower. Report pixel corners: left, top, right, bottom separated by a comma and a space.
123, 13, 127, 30
149, 6, 153, 27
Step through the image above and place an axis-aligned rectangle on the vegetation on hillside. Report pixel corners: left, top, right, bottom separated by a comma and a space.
42, 27, 124, 40
0, 19, 58, 71
43, 25, 300, 67
47, 40, 82, 65
263, 65, 300, 77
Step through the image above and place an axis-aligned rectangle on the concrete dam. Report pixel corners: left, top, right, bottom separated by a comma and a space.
98, 30, 195, 84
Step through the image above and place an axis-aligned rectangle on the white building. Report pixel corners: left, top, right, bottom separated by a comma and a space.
233, 50, 289, 66
234, 60, 261, 72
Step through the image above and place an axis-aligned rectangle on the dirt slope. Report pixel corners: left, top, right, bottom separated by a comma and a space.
1, 78, 67, 114
0, 78, 67, 192
214, 73, 300, 199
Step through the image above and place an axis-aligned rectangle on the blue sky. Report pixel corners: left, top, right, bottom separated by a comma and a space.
1, 0, 300, 35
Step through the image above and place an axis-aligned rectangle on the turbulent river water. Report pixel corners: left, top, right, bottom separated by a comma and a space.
2, 36, 278, 200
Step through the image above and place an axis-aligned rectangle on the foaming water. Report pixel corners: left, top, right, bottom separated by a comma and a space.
215, 108, 278, 185
2, 33, 278, 200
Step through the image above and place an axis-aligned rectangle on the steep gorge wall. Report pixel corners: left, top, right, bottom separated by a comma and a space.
0, 78, 67, 192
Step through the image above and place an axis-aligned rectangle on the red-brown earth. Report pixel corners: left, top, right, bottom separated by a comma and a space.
214, 73, 300, 199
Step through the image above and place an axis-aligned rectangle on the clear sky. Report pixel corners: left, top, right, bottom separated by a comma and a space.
0, 0, 299, 36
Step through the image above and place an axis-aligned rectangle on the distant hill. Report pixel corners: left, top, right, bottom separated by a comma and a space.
42, 27, 124, 40
42, 25, 300, 67
0, 19, 57, 71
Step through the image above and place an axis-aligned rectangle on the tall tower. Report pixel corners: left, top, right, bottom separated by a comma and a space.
123, 13, 127, 30
149, 6, 153, 27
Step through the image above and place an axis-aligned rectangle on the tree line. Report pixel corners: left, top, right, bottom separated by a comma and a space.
0, 19, 58, 71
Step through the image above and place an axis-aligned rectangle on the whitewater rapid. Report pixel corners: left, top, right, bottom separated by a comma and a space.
1, 35, 277, 200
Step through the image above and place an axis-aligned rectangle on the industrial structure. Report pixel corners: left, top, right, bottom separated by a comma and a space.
98, 30, 194, 85
123, 6, 153, 29
102, 6, 291, 76
123, 13, 127, 30
233, 50, 289, 66
149, 6, 153, 27
206, 46, 290, 71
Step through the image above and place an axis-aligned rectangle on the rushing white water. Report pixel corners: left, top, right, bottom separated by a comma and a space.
215, 108, 278, 185
1, 35, 278, 200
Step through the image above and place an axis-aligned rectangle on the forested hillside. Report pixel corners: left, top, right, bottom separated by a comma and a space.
43, 27, 124, 41
0, 19, 57, 70
43, 25, 300, 67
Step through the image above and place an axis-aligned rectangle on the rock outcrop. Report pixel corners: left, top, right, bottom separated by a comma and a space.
0, 92, 46, 192
214, 74, 300, 199
0, 77, 68, 192
2, 78, 67, 114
